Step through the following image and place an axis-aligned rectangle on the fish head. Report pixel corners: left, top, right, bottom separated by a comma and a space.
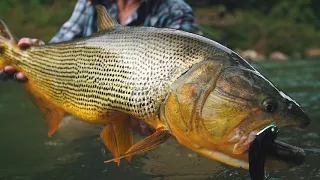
162, 59, 310, 170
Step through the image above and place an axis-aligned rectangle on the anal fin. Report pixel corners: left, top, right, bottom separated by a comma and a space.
24, 83, 64, 136
104, 129, 171, 164
100, 114, 133, 166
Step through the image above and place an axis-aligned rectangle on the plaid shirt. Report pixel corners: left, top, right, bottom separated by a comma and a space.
50, 0, 195, 43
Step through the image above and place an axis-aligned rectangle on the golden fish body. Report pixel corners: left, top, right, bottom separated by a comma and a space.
0, 6, 310, 170
18, 27, 223, 124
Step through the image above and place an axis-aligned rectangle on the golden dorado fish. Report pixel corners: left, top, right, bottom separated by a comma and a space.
0, 5, 310, 170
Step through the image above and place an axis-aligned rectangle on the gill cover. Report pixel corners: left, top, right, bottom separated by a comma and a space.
161, 54, 310, 169
161, 58, 253, 168
161, 59, 226, 149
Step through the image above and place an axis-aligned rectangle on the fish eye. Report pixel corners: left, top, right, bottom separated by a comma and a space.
262, 98, 278, 113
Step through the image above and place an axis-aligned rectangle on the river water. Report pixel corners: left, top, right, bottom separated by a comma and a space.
0, 59, 319, 180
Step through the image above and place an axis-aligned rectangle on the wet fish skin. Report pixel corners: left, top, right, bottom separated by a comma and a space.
0, 5, 310, 170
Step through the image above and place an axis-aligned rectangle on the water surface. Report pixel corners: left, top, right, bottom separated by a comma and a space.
0, 59, 319, 180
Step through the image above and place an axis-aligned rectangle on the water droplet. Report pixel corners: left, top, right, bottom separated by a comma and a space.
265, 171, 269, 179
229, 171, 238, 176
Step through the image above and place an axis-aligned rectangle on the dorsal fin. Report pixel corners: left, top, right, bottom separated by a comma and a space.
0, 20, 16, 43
96, 5, 119, 31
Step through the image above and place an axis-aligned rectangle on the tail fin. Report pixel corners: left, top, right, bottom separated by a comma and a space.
0, 20, 16, 69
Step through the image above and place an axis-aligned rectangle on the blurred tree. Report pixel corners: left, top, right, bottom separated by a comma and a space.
187, 0, 320, 54
187, 0, 320, 28
0, 0, 319, 54
0, 0, 77, 41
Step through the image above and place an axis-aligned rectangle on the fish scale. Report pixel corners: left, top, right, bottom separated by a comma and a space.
2, 25, 226, 123
0, 5, 309, 172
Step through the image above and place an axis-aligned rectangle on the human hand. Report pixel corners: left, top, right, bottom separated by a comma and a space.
130, 117, 155, 136
0, 38, 44, 82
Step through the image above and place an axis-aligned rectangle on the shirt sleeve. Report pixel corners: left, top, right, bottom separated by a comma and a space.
161, 0, 195, 32
49, 0, 88, 44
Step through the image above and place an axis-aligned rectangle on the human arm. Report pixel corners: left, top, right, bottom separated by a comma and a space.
49, 0, 94, 44
153, 0, 195, 32
164, 3, 195, 32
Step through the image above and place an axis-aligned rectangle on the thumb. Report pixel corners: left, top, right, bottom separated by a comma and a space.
18, 38, 45, 50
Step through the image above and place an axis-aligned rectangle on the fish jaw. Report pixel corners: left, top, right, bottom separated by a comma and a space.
177, 137, 251, 169
225, 114, 309, 170
162, 115, 251, 169
171, 124, 306, 171
231, 131, 257, 155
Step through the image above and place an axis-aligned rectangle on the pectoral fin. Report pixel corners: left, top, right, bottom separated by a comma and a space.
104, 129, 171, 164
100, 115, 133, 166
24, 83, 64, 136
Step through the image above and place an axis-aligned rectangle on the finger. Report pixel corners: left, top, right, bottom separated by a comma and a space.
3, 66, 27, 82
139, 120, 155, 136
32, 39, 45, 46
14, 72, 27, 82
130, 117, 141, 132
18, 38, 32, 49
129, 117, 153, 136
129, 117, 156, 136
1, 66, 17, 81
3, 66, 17, 75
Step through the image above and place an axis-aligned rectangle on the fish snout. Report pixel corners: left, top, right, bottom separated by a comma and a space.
287, 100, 311, 129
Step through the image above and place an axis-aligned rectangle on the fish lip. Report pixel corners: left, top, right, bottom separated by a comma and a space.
268, 139, 306, 166
232, 123, 306, 167
238, 127, 306, 166
232, 132, 257, 154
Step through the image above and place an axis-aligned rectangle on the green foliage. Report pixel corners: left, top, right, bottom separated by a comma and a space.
0, 0, 77, 41
264, 18, 320, 54
202, 8, 320, 54
191, 0, 320, 55
187, 0, 320, 28
0, 0, 319, 54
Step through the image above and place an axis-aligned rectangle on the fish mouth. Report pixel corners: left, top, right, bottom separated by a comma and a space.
246, 125, 306, 180
232, 126, 306, 170
173, 126, 306, 171
250, 127, 306, 170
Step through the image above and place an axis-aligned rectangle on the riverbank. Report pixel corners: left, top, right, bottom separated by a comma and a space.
0, 0, 319, 60
194, 6, 320, 60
